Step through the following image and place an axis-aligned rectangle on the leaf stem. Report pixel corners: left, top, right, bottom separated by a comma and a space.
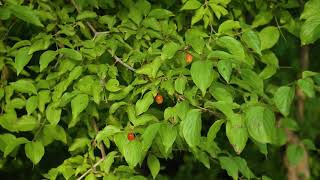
107, 50, 136, 72
92, 119, 106, 158
76, 158, 105, 180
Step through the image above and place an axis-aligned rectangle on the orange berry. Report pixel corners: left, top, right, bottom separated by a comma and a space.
127, 133, 135, 141
185, 53, 193, 63
155, 94, 163, 104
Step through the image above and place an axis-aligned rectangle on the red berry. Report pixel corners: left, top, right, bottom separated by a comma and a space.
155, 94, 163, 104
127, 133, 135, 141
185, 53, 193, 63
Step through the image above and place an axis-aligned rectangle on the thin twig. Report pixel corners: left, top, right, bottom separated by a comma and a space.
86, 21, 97, 35
92, 119, 106, 158
76, 158, 105, 180
196, 105, 221, 116
70, 0, 81, 13
275, 17, 287, 42
107, 50, 136, 71
174, 93, 221, 116
70, 0, 104, 38
93, 31, 109, 40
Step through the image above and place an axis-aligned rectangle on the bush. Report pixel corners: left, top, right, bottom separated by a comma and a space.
0, 0, 320, 179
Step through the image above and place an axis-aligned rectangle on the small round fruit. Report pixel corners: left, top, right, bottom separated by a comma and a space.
127, 133, 135, 141
155, 94, 163, 104
185, 53, 193, 63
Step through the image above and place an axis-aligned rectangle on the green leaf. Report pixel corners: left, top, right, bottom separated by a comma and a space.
136, 57, 162, 78
96, 125, 121, 143
39, 50, 58, 72
16, 115, 38, 131
208, 50, 234, 60
0, 7, 11, 20
69, 138, 90, 152
6, 98, 25, 110
159, 123, 177, 153
259, 65, 277, 80
142, 123, 161, 152
205, 101, 237, 118
71, 94, 89, 120
281, 118, 300, 131
100, 151, 118, 174
219, 156, 238, 180
242, 30, 261, 55
252, 11, 273, 28
209, 86, 233, 103
38, 90, 51, 113
68, 66, 83, 81
109, 102, 127, 114
29, 36, 51, 54
245, 106, 277, 144
25, 141, 45, 164
300, 15, 320, 45
185, 29, 206, 54
142, 18, 160, 30
147, 154, 160, 179
286, 144, 304, 166
233, 157, 255, 178
105, 79, 122, 92
208, 3, 228, 19
240, 69, 264, 95
164, 107, 176, 121
302, 71, 318, 78
191, 60, 216, 96
26, 96, 38, 115
114, 133, 142, 168
76, 11, 97, 20
176, 101, 190, 120
0, 112, 17, 131
218, 20, 241, 34
9, 4, 43, 27
136, 0, 151, 16
0, 134, 28, 157
43, 125, 67, 144
298, 78, 315, 98
133, 114, 158, 126
85, 173, 97, 180
11, 80, 37, 94
191, 6, 205, 25
193, 148, 210, 168
207, 119, 225, 142
217, 59, 232, 83
161, 42, 180, 60
183, 109, 201, 147
148, 9, 174, 19
99, 15, 116, 29
302, 139, 317, 151
46, 103, 62, 125
0, 88, 4, 101
58, 48, 82, 61
181, 0, 202, 10
274, 86, 295, 117
259, 26, 280, 50
108, 85, 134, 101
124, 140, 143, 168
14, 47, 33, 75
216, 36, 245, 61
129, 7, 142, 25
174, 76, 187, 94
226, 114, 248, 154
300, 0, 320, 19
135, 91, 154, 116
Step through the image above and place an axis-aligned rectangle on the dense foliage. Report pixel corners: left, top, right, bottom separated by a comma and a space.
1, 0, 320, 179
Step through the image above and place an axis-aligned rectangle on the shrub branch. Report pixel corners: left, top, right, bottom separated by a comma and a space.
107, 50, 136, 72
76, 158, 105, 180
